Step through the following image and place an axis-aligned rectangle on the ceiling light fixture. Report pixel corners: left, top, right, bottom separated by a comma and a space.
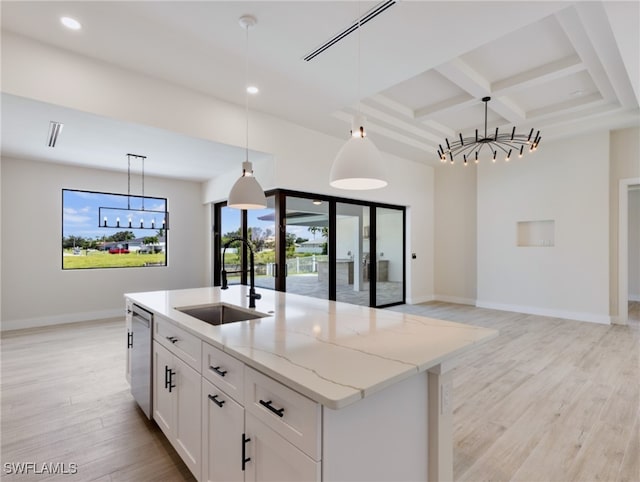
99, 154, 169, 230
438, 96, 541, 166
60, 16, 82, 30
329, 4, 387, 190
227, 15, 267, 210
246, 86, 259, 95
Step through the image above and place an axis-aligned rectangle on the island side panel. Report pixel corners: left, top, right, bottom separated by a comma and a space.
428, 363, 454, 482
322, 371, 429, 481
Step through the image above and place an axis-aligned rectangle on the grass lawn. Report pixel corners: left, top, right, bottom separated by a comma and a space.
63, 250, 165, 269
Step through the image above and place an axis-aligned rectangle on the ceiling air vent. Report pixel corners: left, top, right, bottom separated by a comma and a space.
303, 0, 396, 62
47, 121, 63, 148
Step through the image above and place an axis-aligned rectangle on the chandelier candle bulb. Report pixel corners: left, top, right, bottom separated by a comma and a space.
103, 216, 107, 227
152, 219, 155, 229
116, 217, 120, 228
140, 220, 143, 229
128, 219, 132, 228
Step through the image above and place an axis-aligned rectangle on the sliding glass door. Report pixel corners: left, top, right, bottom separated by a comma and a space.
375, 207, 405, 306
335, 202, 370, 307
214, 190, 405, 308
283, 196, 329, 300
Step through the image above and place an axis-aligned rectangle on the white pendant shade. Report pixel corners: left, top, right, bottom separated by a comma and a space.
330, 135, 388, 190
228, 161, 266, 210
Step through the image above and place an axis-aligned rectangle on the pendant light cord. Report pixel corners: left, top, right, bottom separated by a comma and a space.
356, 1, 362, 135
244, 22, 250, 166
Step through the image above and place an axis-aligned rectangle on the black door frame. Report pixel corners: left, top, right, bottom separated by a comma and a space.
213, 189, 406, 308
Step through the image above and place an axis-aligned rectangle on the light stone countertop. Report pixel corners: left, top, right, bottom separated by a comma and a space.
126, 285, 497, 409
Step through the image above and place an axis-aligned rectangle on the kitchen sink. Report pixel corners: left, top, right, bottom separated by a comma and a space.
176, 303, 269, 326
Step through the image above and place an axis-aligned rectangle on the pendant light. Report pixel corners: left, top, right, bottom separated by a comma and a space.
329, 4, 387, 190
228, 15, 267, 210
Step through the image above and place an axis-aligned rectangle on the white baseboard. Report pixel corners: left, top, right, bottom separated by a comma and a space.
475, 301, 611, 325
1, 308, 124, 332
433, 295, 476, 306
630, 294, 640, 302
406, 294, 434, 305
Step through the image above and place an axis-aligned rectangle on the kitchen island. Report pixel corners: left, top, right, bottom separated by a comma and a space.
126, 286, 497, 482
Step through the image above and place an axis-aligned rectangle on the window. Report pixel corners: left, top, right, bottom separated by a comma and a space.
213, 189, 405, 308
62, 189, 168, 269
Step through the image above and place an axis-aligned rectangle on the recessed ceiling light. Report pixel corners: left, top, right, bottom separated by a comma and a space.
246, 86, 259, 95
60, 16, 82, 30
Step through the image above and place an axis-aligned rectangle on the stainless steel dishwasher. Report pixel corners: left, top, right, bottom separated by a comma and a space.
131, 304, 153, 419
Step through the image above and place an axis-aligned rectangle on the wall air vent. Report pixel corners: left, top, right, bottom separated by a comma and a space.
47, 121, 63, 148
303, 0, 396, 62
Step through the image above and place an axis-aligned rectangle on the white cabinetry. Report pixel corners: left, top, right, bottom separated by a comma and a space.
201, 343, 320, 482
202, 378, 244, 482
125, 299, 132, 385
153, 317, 202, 481
245, 413, 320, 482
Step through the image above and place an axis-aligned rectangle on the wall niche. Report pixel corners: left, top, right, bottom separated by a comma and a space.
517, 220, 555, 247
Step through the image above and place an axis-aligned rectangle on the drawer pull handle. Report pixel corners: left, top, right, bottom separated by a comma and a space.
242, 433, 251, 471
168, 369, 176, 392
208, 394, 225, 408
210, 365, 228, 377
166, 336, 179, 344
127, 331, 133, 349
259, 399, 285, 418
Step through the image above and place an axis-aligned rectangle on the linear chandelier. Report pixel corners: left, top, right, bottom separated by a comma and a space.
438, 96, 541, 165
98, 153, 169, 230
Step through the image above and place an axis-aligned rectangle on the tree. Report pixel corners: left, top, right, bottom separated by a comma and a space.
109, 231, 135, 242
308, 226, 328, 239
143, 236, 159, 245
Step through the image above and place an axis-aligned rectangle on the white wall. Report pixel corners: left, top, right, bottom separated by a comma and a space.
433, 165, 477, 304
477, 131, 610, 324
630, 189, 640, 301
0, 157, 207, 330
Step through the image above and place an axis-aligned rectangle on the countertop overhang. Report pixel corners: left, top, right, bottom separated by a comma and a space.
126, 286, 497, 409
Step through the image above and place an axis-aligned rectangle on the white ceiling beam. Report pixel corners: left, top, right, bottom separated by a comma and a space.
413, 93, 475, 120
367, 94, 415, 119
333, 111, 436, 153
435, 58, 524, 123
492, 55, 586, 96
419, 119, 455, 138
527, 92, 605, 120
555, 6, 617, 103
354, 104, 447, 144
574, 2, 638, 109
435, 58, 490, 97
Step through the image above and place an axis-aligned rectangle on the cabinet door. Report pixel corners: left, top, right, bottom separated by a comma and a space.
174, 356, 202, 481
153, 342, 174, 437
245, 413, 320, 482
202, 379, 244, 482
125, 301, 132, 384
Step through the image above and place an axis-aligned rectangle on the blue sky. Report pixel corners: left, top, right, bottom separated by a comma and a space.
63, 190, 167, 240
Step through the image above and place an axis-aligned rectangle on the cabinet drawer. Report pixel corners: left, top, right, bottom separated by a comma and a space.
202, 342, 245, 404
154, 315, 201, 372
244, 366, 320, 461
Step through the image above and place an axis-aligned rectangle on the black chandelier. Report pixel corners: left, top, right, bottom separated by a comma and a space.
98, 153, 169, 230
437, 96, 541, 165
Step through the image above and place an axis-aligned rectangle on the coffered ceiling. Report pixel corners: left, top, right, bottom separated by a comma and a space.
1, 1, 638, 180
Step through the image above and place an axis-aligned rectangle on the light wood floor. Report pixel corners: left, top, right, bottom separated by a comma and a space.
1, 303, 638, 481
